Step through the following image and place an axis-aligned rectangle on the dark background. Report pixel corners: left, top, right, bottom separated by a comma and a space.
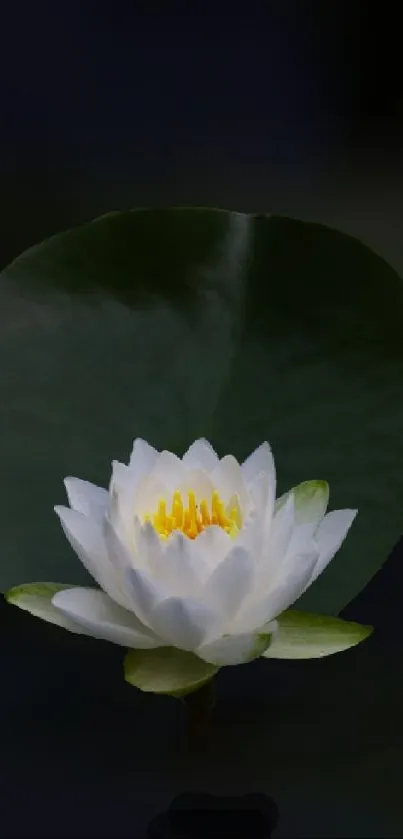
1, 3, 403, 837
1, 2, 403, 274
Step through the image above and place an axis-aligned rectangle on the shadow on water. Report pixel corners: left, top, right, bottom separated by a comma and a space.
146, 792, 278, 838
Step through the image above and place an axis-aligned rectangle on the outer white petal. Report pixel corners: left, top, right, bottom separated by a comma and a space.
196, 622, 277, 666
109, 461, 133, 505
64, 477, 108, 520
133, 474, 171, 519
108, 460, 143, 541
276, 480, 329, 555
202, 547, 254, 620
105, 515, 209, 604
103, 514, 139, 575
150, 596, 219, 651
193, 526, 233, 574
242, 441, 276, 489
268, 492, 296, 558
241, 444, 276, 549
126, 568, 221, 651
182, 439, 219, 472
148, 450, 185, 492
158, 531, 207, 595
247, 470, 275, 517
235, 509, 267, 561
176, 469, 215, 504
304, 509, 358, 590
54, 506, 131, 609
209, 455, 249, 512
52, 587, 163, 648
125, 566, 164, 628
109, 460, 131, 496
111, 445, 164, 537
129, 522, 207, 595
256, 492, 296, 583
233, 549, 319, 633
129, 438, 159, 474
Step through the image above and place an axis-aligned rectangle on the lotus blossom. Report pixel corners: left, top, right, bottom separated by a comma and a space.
8, 439, 357, 666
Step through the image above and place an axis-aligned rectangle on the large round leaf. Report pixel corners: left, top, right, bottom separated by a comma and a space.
1, 208, 402, 614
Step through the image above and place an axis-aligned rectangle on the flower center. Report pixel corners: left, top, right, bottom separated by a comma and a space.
145, 490, 241, 540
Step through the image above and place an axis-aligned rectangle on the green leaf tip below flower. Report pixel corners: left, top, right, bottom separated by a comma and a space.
124, 647, 219, 697
5, 582, 81, 632
245, 631, 274, 662
262, 609, 373, 659
6, 582, 71, 602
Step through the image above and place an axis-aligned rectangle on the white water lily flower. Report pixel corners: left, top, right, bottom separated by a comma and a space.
18, 439, 358, 666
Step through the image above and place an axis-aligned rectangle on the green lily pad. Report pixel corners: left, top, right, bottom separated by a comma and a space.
1, 208, 403, 616
262, 609, 373, 659
124, 646, 219, 696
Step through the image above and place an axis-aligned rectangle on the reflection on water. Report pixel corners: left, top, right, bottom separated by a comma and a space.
146, 792, 279, 838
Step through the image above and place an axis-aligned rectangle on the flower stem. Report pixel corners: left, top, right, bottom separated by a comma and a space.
183, 678, 216, 748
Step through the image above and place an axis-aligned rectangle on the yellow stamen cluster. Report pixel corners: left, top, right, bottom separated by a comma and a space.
145, 490, 241, 540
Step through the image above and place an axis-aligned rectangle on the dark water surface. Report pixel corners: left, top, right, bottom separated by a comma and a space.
1, 533, 402, 838
1, 4, 403, 836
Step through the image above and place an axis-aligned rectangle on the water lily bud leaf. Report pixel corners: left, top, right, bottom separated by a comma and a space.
262, 609, 373, 659
5, 582, 83, 632
124, 646, 219, 696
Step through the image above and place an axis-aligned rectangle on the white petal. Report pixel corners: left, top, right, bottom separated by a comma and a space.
196, 625, 276, 665
64, 477, 108, 520
247, 470, 274, 517
236, 493, 296, 617
133, 474, 171, 519
129, 438, 159, 474
125, 566, 163, 628
235, 549, 319, 632
114, 441, 159, 534
52, 587, 163, 648
276, 480, 329, 552
304, 509, 358, 589
182, 439, 219, 472
279, 480, 329, 559
203, 547, 253, 620
193, 525, 233, 573
258, 492, 296, 580
150, 596, 219, 651
242, 442, 276, 489
159, 531, 207, 595
239, 472, 277, 564
291, 483, 329, 558
132, 518, 163, 571
125, 565, 218, 648
109, 460, 131, 497
149, 451, 185, 492
54, 506, 131, 609
286, 522, 318, 557
131, 522, 206, 595
235, 509, 266, 559
103, 514, 135, 572
108, 460, 140, 541
210, 455, 249, 513
176, 469, 215, 504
